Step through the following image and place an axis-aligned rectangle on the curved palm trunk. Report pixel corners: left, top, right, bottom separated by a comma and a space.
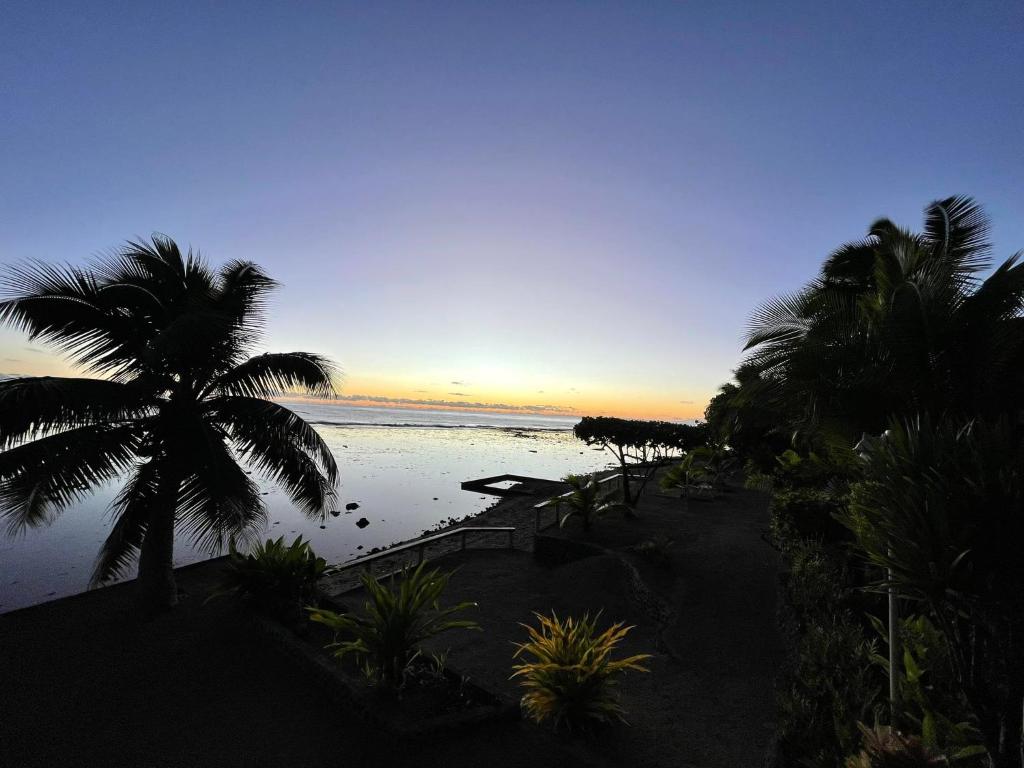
137, 476, 180, 610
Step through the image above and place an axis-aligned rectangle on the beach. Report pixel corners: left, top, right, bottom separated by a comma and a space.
0, 402, 613, 613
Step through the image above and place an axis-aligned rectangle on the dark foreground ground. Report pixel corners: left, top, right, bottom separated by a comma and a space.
0, 482, 780, 768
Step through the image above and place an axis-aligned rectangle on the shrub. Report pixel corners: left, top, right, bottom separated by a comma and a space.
774, 524, 886, 766
552, 474, 629, 531
210, 535, 329, 623
771, 485, 849, 547
867, 615, 986, 764
511, 612, 651, 731
307, 563, 478, 690
844, 724, 947, 767
628, 535, 674, 569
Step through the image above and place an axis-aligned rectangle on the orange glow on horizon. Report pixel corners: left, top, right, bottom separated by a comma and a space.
1, 348, 708, 422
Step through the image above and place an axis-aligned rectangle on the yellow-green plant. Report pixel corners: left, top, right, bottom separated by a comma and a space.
511, 612, 651, 730
307, 563, 478, 689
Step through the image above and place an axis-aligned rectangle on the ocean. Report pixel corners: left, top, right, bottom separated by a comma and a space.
0, 402, 614, 612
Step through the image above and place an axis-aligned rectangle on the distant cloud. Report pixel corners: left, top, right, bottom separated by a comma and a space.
448, 392, 467, 396
23, 347, 46, 354
329, 393, 574, 415
4, 358, 21, 363
450, 380, 468, 386
537, 390, 544, 394
679, 399, 694, 404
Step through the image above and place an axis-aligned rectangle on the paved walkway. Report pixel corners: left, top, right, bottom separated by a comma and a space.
0, 480, 781, 768
348, 484, 784, 768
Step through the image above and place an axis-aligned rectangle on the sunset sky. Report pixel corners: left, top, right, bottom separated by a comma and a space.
2, 2, 1022, 421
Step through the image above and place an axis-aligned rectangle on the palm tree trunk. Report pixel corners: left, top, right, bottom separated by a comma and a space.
137, 478, 179, 610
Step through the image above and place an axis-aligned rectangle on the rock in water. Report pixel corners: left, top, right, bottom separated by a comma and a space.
329, 509, 341, 517
346, 502, 360, 511
356, 517, 370, 529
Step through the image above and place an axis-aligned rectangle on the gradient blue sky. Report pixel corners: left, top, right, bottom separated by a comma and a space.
2, 1, 1021, 419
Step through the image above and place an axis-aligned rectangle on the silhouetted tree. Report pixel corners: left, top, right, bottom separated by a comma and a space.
573, 416, 706, 504
0, 237, 339, 609
736, 196, 1024, 451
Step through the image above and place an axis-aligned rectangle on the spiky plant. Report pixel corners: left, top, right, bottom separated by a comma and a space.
511, 611, 651, 730
210, 535, 330, 622
0, 237, 339, 609
307, 563, 478, 690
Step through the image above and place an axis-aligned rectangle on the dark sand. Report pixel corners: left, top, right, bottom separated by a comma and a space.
0, 482, 780, 768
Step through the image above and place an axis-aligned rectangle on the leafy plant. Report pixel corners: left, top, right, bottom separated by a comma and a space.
551, 474, 629, 531
511, 612, 651, 731
867, 614, 986, 763
843, 417, 1024, 765
773, 495, 886, 767
307, 563, 478, 690
209, 535, 329, 623
844, 723, 948, 767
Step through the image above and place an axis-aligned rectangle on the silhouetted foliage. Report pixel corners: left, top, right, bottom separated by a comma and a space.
0, 236, 339, 609
720, 197, 1024, 768
573, 416, 706, 503
734, 196, 1024, 452
209, 535, 330, 624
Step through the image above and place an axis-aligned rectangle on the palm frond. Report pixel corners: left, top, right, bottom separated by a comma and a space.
211, 352, 339, 398
90, 459, 162, 585
923, 195, 991, 275
0, 376, 151, 449
0, 261, 141, 376
231, 426, 335, 516
744, 290, 813, 350
207, 396, 339, 484
175, 425, 265, 552
213, 260, 277, 344
0, 423, 141, 535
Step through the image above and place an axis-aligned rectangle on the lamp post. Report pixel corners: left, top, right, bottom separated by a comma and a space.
855, 432, 900, 717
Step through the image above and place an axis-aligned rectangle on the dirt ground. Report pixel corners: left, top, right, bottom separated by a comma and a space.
0, 483, 780, 768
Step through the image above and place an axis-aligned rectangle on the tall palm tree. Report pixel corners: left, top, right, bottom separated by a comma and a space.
737, 196, 1024, 449
0, 237, 340, 609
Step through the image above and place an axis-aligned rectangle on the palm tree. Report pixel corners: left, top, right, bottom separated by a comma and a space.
551, 474, 628, 531
0, 236, 340, 609
736, 196, 1024, 450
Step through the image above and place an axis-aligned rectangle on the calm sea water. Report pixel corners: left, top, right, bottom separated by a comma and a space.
0, 402, 613, 612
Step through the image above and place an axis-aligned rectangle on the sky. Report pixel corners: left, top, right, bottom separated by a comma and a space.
1, 1, 1021, 421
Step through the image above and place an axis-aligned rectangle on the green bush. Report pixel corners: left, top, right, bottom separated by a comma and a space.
844, 724, 948, 768
868, 615, 986, 764
307, 563, 478, 690
210, 535, 329, 623
511, 612, 651, 731
551, 474, 629, 531
771, 485, 849, 547
774, 509, 886, 767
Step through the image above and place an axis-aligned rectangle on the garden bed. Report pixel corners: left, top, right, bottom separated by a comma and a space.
251, 610, 520, 738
